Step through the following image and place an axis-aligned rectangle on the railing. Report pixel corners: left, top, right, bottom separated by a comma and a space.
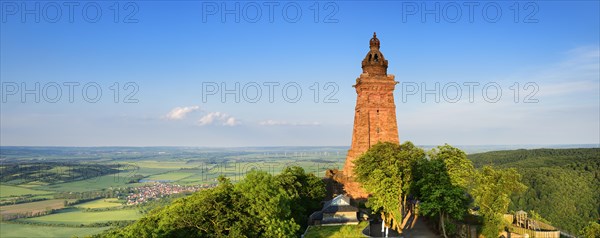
511, 226, 560, 238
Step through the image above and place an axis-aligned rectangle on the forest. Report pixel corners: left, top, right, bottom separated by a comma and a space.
468, 148, 600, 235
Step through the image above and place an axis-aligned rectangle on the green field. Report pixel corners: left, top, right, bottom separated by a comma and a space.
22, 208, 141, 225
39, 173, 143, 192
1, 199, 73, 217
304, 222, 369, 238
0, 185, 51, 198
131, 160, 202, 169
74, 198, 122, 209
14, 181, 49, 188
145, 172, 194, 181
0, 223, 110, 238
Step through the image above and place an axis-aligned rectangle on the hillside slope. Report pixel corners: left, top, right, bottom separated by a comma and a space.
468, 148, 600, 235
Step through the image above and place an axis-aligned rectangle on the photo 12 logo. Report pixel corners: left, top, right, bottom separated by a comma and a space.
1, 81, 140, 103
201, 81, 339, 103
1, 1, 139, 23
401, 1, 539, 23
201, 1, 339, 23
400, 81, 540, 103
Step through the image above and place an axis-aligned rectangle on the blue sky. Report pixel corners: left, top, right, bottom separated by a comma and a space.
1, 1, 599, 146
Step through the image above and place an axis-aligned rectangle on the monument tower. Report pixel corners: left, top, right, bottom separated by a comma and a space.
342, 33, 400, 199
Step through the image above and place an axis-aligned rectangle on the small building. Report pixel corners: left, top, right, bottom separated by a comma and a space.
310, 194, 359, 225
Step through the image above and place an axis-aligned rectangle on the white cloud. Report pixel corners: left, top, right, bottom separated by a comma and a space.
164, 106, 200, 120
198, 112, 240, 126
259, 120, 321, 126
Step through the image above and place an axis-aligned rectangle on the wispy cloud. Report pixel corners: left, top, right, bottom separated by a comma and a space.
164, 106, 200, 120
198, 112, 240, 126
259, 120, 321, 126
400, 45, 600, 145
535, 45, 599, 97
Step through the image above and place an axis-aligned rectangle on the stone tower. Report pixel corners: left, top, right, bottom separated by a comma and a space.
342, 32, 400, 199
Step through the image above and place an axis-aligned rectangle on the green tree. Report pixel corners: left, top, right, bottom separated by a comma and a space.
103, 176, 244, 237
275, 166, 326, 231
415, 159, 469, 238
354, 141, 425, 232
471, 166, 526, 238
235, 170, 299, 237
429, 144, 475, 190
581, 222, 600, 238
101, 172, 303, 238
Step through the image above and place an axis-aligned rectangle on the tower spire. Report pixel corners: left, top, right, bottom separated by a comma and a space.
362, 32, 388, 76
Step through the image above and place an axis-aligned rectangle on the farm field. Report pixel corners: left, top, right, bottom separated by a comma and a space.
22, 208, 142, 225
144, 171, 194, 181
0, 199, 74, 219
39, 173, 142, 192
74, 198, 122, 209
0, 185, 52, 198
132, 160, 202, 169
0, 222, 110, 238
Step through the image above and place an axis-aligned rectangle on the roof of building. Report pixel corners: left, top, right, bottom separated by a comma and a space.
320, 194, 358, 213
323, 205, 359, 213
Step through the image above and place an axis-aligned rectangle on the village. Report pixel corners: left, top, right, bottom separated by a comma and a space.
125, 182, 213, 205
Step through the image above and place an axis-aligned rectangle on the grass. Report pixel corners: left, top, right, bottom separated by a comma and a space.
0, 185, 51, 198
74, 198, 122, 209
22, 208, 141, 225
0, 199, 72, 217
16, 181, 49, 188
304, 221, 369, 238
39, 173, 144, 192
132, 160, 201, 169
145, 172, 194, 181
134, 167, 176, 176
0, 222, 110, 238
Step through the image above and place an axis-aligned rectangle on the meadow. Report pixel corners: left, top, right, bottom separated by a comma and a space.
0, 223, 110, 238
1, 199, 71, 214
22, 208, 141, 225
0, 184, 52, 198
75, 198, 122, 209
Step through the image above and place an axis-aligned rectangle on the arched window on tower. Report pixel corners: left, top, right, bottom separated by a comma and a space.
374, 54, 379, 62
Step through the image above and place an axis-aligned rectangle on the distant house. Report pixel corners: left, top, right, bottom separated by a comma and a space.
310, 194, 359, 225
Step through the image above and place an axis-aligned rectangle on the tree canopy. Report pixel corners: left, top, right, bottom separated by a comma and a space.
471, 166, 526, 238
414, 158, 469, 238
413, 144, 473, 238
353, 141, 425, 231
99, 166, 325, 238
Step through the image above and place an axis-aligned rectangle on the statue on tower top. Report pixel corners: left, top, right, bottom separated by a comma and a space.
370, 32, 380, 50
362, 32, 388, 76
